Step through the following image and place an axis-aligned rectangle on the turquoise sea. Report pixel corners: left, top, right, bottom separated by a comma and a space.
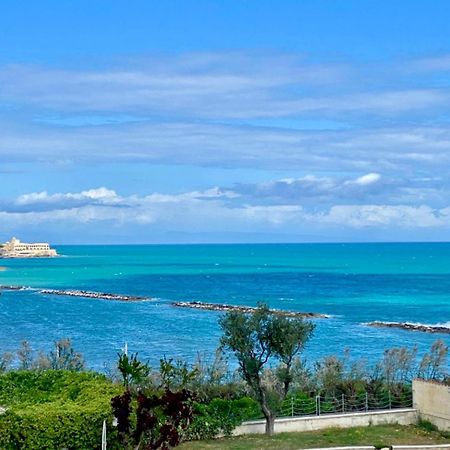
0, 243, 449, 370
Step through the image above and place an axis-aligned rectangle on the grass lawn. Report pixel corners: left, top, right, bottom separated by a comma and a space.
179, 424, 450, 449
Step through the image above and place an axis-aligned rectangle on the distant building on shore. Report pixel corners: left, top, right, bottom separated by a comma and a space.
0, 237, 58, 258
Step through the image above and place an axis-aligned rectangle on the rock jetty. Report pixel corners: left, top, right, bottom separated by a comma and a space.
367, 321, 450, 334
0, 285, 147, 302
39, 289, 147, 302
0, 285, 28, 291
171, 301, 328, 318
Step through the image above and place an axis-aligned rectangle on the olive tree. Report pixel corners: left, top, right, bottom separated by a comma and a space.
219, 303, 315, 436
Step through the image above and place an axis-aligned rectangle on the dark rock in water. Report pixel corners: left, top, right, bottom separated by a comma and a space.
171, 301, 328, 319
40, 289, 147, 301
0, 285, 147, 302
367, 321, 450, 334
0, 285, 28, 291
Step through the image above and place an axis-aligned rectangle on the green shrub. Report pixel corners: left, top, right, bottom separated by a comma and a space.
418, 418, 439, 433
0, 370, 123, 449
281, 392, 316, 416
185, 396, 260, 440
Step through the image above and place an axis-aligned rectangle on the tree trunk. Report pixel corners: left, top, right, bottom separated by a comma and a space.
248, 377, 276, 437
264, 411, 275, 437
283, 378, 290, 399
260, 401, 275, 437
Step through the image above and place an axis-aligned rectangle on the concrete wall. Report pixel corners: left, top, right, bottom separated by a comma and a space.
233, 408, 418, 436
413, 379, 450, 431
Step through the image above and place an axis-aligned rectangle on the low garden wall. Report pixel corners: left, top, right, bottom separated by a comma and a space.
233, 408, 418, 436
413, 379, 450, 431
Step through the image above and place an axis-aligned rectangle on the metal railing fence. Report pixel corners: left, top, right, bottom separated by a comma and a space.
277, 390, 413, 418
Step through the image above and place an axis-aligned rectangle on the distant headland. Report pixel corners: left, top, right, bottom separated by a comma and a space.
0, 237, 58, 258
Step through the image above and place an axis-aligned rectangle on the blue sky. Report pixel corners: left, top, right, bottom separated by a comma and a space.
1, 0, 450, 243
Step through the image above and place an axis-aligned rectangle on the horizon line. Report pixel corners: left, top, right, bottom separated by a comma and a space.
49, 240, 450, 246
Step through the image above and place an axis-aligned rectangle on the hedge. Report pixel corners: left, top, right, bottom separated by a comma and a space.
0, 370, 123, 450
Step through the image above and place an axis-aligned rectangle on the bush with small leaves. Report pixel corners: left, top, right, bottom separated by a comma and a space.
0, 370, 122, 449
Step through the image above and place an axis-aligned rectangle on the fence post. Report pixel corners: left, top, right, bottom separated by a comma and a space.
291, 397, 294, 417
316, 395, 321, 416
365, 392, 368, 412
342, 393, 345, 413
388, 391, 392, 410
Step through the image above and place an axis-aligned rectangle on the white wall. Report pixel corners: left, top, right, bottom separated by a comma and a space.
233, 408, 418, 436
413, 379, 450, 431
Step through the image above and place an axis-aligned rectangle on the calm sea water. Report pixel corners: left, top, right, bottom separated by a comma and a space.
0, 243, 449, 370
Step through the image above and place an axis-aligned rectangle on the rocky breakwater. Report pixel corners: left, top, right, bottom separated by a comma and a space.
0, 285, 27, 291
0, 285, 147, 302
39, 289, 147, 302
367, 321, 450, 334
171, 301, 329, 319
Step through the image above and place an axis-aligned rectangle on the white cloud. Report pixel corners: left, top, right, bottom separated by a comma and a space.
2, 121, 450, 176
0, 55, 349, 119
16, 187, 120, 206
1, 52, 450, 242
232, 172, 414, 207
409, 54, 450, 72
1, 187, 449, 234
318, 204, 444, 228
1, 52, 450, 181
350, 173, 381, 186
0, 53, 449, 121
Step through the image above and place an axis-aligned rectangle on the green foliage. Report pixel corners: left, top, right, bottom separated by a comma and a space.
0, 370, 122, 450
418, 418, 439, 433
0, 370, 119, 406
0, 403, 120, 450
219, 303, 314, 435
117, 352, 150, 389
159, 356, 199, 390
281, 392, 316, 415
186, 397, 260, 440
219, 303, 314, 389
